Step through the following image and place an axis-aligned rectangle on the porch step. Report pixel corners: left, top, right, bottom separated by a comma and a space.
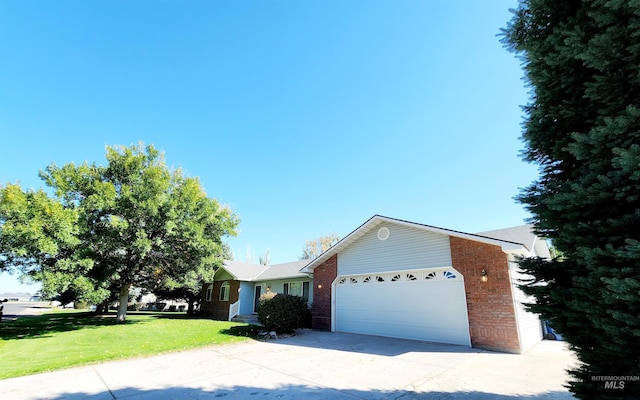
231, 314, 261, 325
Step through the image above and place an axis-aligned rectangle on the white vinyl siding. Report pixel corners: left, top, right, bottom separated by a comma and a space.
216, 270, 234, 281
338, 224, 452, 275
509, 259, 543, 351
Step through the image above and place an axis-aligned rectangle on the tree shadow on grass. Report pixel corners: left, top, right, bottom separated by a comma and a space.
0, 312, 146, 340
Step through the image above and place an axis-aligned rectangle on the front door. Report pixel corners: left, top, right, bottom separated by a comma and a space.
253, 285, 262, 313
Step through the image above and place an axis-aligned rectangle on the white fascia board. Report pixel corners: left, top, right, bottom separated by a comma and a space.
374, 216, 528, 253
299, 215, 530, 272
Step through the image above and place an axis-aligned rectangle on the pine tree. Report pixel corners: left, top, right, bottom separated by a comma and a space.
503, 1, 640, 398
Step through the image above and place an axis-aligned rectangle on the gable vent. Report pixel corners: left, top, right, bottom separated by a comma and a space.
377, 227, 390, 241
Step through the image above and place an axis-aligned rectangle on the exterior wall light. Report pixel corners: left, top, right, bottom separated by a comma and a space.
317, 284, 323, 289
481, 269, 488, 283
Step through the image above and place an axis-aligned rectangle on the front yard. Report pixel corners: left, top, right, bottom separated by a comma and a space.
0, 310, 258, 379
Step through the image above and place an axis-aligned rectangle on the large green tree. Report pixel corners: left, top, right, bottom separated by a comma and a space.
1, 143, 238, 321
503, 1, 640, 398
154, 242, 234, 315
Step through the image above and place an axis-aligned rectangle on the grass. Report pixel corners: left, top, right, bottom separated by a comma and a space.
0, 310, 262, 380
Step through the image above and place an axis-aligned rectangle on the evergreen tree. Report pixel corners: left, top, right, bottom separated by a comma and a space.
503, 1, 640, 398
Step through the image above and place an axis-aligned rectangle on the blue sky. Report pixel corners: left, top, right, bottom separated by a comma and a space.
0, 0, 534, 293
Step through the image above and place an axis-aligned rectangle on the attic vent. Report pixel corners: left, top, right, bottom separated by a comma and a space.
377, 227, 390, 241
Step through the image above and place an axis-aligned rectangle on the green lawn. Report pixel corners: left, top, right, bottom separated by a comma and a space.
0, 310, 259, 380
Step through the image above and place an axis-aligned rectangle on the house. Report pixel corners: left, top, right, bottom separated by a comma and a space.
200, 260, 311, 321
202, 215, 550, 353
302, 215, 550, 353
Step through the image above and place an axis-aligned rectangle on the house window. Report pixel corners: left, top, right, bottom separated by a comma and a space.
205, 283, 213, 302
406, 274, 417, 281
391, 274, 401, 282
283, 281, 310, 301
425, 272, 436, 280
220, 281, 230, 302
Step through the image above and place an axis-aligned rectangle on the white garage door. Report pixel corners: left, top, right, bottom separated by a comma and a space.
334, 268, 471, 346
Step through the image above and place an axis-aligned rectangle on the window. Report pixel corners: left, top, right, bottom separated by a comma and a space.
406, 274, 417, 281
391, 274, 401, 282
350, 277, 358, 284
376, 276, 385, 282
443, 270, 457, 279
363, 276, 372, 283
425, 272, 436, 280
219, 281, 230, 301
205, 283, 213, 302
284, 281, 310, 301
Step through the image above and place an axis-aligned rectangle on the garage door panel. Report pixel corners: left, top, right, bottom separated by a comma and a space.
335, 268, 471, 346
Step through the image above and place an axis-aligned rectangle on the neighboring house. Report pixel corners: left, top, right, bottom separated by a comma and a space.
302, 215, 550, 354
200, 260, 311, 321
0, 292, 33, 302
202, 215, 550, 353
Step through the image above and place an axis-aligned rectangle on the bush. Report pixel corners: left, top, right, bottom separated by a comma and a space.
257, 293, 311, 334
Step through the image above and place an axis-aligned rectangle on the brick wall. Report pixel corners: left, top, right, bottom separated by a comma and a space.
200, 280, 240, 321
311, 254, 337, 331
450, 236, 521, 353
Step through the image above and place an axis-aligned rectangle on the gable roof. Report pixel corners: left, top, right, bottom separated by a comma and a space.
220, 260, 268, 281
254, 260, 310, 280
301, 215, 535, 273
477, 225, 551, 259
218, 260, 310, 282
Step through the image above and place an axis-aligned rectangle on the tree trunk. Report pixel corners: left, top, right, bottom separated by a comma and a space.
187, 295, 195, 315
116, 284, 131, 322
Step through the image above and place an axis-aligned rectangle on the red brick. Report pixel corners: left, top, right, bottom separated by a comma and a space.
200, 279, 240, 321
450, 236, 520, 352
311, 254, 337, 331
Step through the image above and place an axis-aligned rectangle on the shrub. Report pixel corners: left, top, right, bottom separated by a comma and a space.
257, 293, 311, 334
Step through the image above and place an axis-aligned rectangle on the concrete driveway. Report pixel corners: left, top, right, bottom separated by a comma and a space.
0, 330, 577, 399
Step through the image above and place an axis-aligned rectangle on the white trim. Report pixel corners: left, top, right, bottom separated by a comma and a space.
220, 281, 230, 302
252, 284, 263, 314
205, 283, 213, 302
228, 300, 240, 321
331, 276, 338, 332
302, 215, 529, 273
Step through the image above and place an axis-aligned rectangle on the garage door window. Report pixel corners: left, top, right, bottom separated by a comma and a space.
336, 268, 462, 285
443, 270, 457, 279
